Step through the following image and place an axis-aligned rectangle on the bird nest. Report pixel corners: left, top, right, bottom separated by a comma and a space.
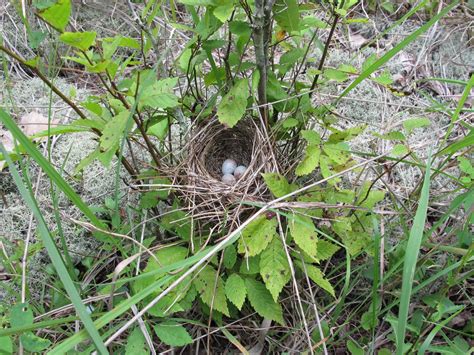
172, 117, 276, 229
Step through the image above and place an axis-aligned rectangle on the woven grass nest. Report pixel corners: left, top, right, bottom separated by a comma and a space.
175, 117, 277, 228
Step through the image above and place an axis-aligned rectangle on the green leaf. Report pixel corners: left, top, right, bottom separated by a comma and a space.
289, 214, 318, 258
59, 31, 96, 51
315, 240, 340, 261
147, 118, 168, 140
245, 278, 284, 325
301, 130, 321, 145
28, 30, 47, 49
261, 173, 297, 198
259, 238, 291, 301
225, 274, 246, 310
213, 0, 234, 22
154, 321, 193, 347
392, 144, 409, 157
238, 215, 277, 257
323, 143, 350, 165
10, 303, 33, 328
99, 110, 130, 151
397, 153, 432, 353
239, 255, 261, 275
403, 117, 431, 134
372, 70, 394, 86
20, 333, 51, 353
347, 339, 364, 355
125, 327, 148, 355
193, 266, 229, 316
0, 337, 13, 355
458, 156, 474, 178
298, 262, 335, 297
139, 78, 179, 110
217, 78, 249, 128
323, 68, 348, 82
273, 0, 300, 33
223, 244, 237, 269
37, 0, 71, 31
295, 145, 321, 176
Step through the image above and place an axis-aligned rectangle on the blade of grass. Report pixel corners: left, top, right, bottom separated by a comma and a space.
0, 143, 108, 355
337, 0, 460, 101
396, 152, 432, 355
417, 307, 465, 354
0, 109, 105, 229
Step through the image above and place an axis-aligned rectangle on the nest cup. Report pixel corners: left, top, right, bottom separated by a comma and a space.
180, 117, 275, 226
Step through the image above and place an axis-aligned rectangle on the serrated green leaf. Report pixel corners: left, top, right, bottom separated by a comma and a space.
139, 78, 179, 110
289, 214, 318, 257
282, 118, 298, 128
295, 145, 321, 176
458, 156, 474, 178
301, 130, 321, 145
260, 238, 291, 301
193, 265, 229, 316
245, 278, 285, 325
37, 0, 71, 31
225, 274, 246, 310
238, 215, 277, 256
125, 327, 148, 355
99, 110, 129, 151
273, 0, 300, 33
239, 255, 260, 275
59, 31, 96, 51
154, 321, 193, 347
403, 117, 431, 134
262, 173, 297, 198
298, 262, 335, 297
315, 240, 340, 261
323, 142, 350, 165
357, 182, 385, 208
223, 244, 237, 269
217, 79, 249, 128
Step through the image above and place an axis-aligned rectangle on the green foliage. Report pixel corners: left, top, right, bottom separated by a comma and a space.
217, 79, 249, 128
245, 278, 285, 325
59, 31, 96, 51
193, 265, 230, 316
259, 238, 291, 301
225, 274, 246, 310
37, 0, 71, 31
154, 321, 193, 347
261, 173, 297, 197
238, 215, 277, 257
125, 328, 148, 355
289, 213, 318, 258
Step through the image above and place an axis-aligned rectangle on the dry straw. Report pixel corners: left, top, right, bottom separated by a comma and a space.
166, 116, 278, 230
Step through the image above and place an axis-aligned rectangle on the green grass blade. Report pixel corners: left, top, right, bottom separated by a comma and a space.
337, 0, 459, 101
0, 109, 105, 229
0, 143, 108, 355
396, 153, 432, 354
417, 307, 464, 355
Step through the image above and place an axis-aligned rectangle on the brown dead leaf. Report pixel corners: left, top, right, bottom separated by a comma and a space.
19, 111, 59, 137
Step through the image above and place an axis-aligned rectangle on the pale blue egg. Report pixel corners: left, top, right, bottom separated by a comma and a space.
222, 159, 237, 175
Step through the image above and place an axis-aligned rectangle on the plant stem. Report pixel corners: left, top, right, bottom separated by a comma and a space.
309, 13, 339, 98
252, 0, 275, 128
